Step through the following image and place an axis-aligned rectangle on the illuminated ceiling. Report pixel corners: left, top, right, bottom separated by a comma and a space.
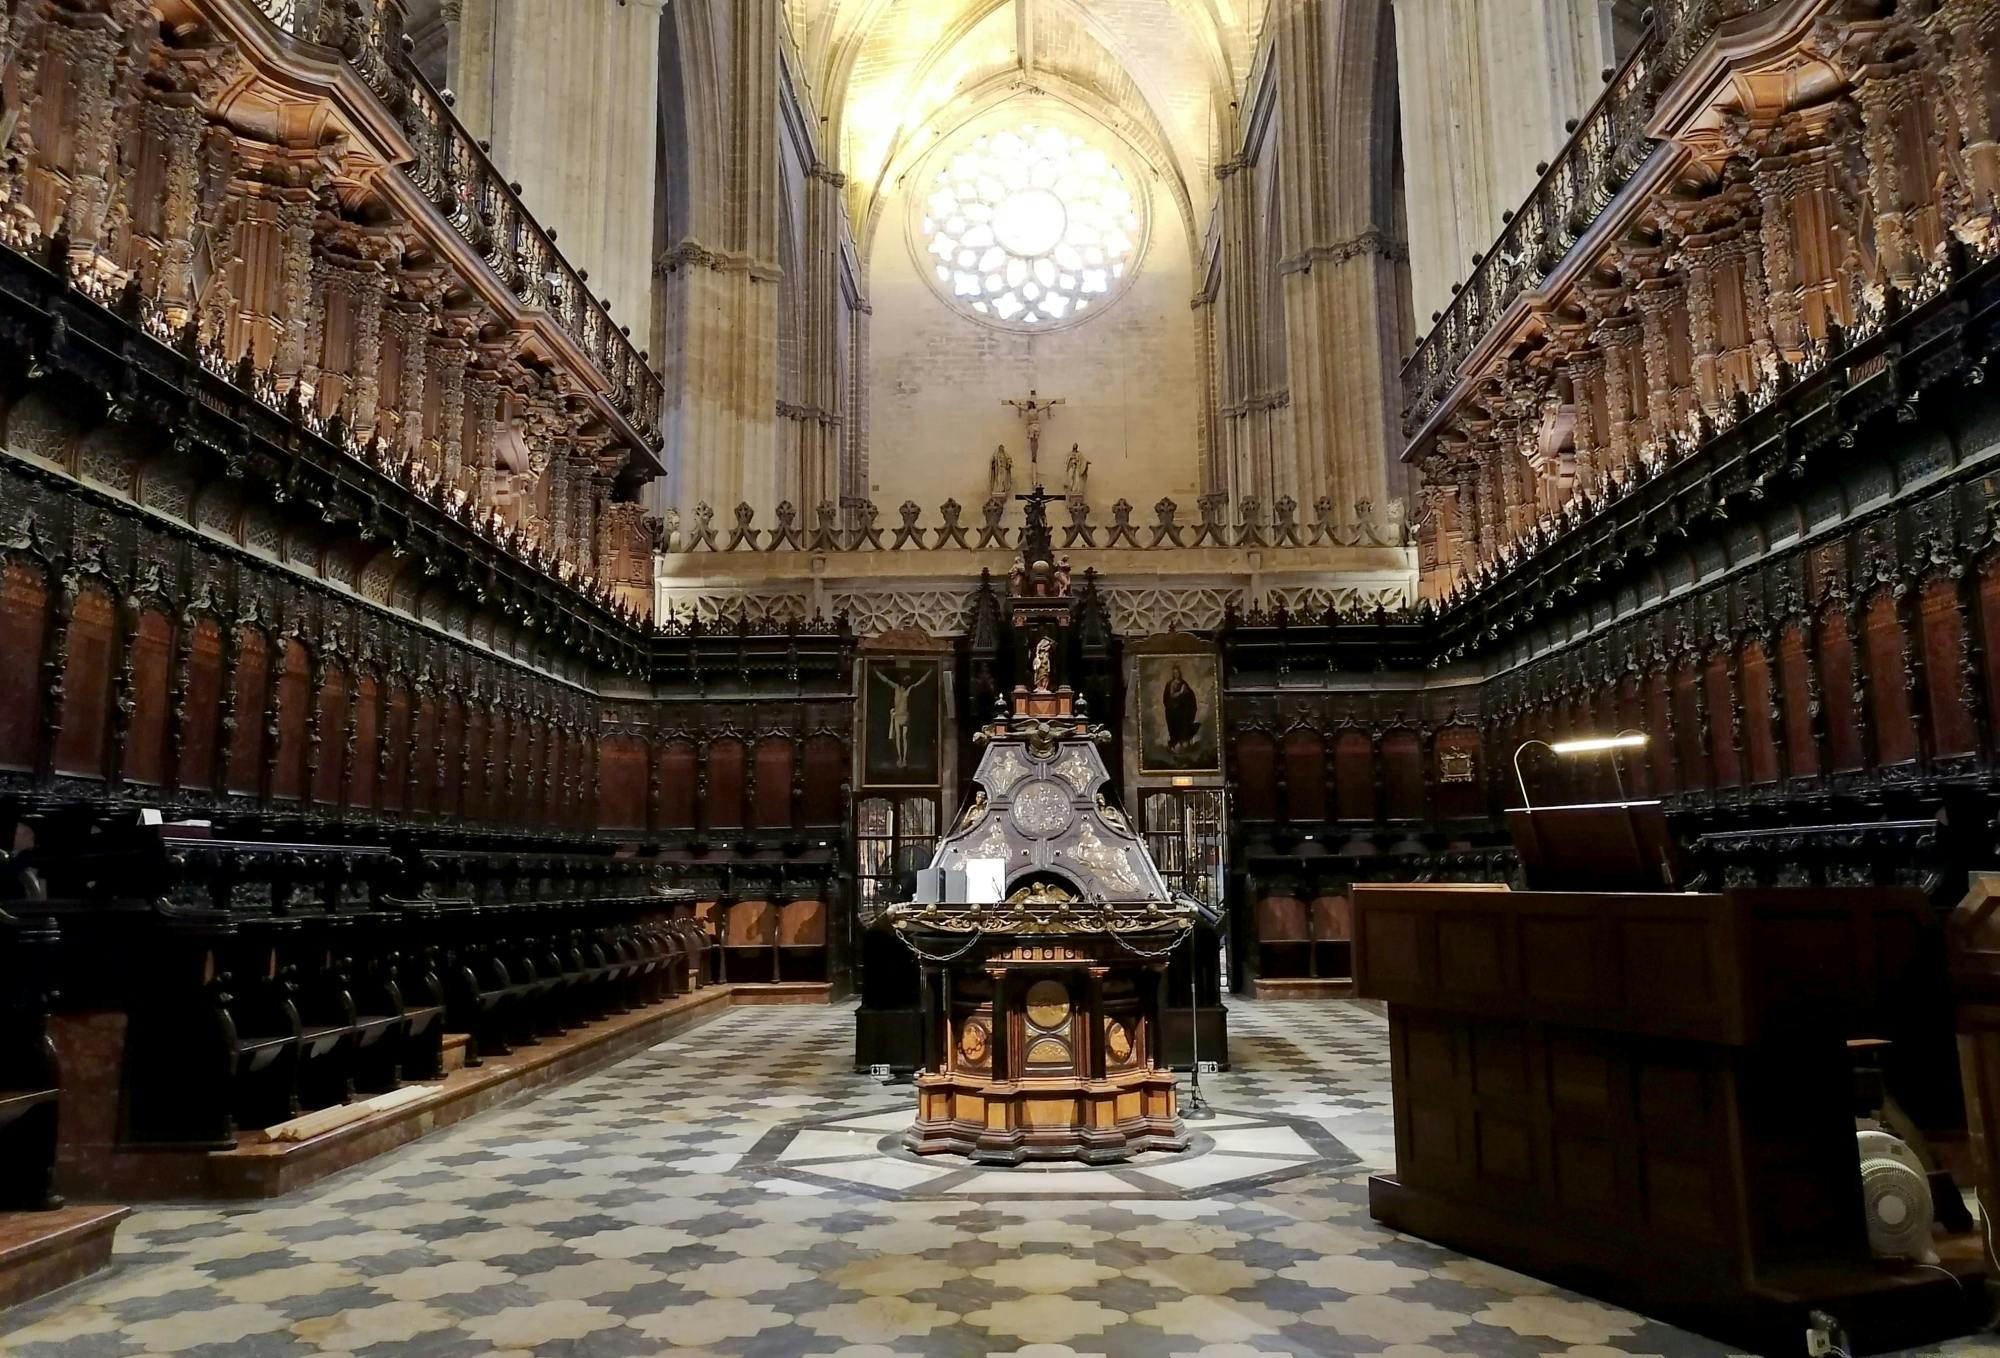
785, 0, 1262, 264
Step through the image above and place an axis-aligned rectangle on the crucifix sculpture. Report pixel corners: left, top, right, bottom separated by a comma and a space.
1001, 389, 1066, 485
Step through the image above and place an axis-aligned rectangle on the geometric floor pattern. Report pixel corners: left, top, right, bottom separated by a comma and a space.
744, 1104, 1354, 1201
1, 997, 1760, 1357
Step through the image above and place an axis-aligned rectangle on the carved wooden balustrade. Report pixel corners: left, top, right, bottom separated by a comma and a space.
0, 0, 664, 613
1405, 0, 2000, 607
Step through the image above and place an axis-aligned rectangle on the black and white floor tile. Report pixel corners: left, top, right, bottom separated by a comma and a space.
0, 999, 1825, 1356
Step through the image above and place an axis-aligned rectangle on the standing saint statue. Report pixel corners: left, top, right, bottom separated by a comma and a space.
1031, 636, 1054, 692
989, 444, 1014, 500
1063, 443, 1090, 502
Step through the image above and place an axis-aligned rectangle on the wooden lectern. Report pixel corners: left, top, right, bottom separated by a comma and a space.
1353, 875, 1984, 1355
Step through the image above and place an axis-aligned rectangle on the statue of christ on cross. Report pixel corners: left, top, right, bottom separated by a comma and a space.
1001, 389, 1066, 485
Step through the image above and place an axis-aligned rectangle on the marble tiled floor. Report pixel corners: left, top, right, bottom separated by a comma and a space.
1, 999, 1776, 1357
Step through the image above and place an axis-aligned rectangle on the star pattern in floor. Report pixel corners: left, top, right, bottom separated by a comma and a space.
2, 998, 1759, 1357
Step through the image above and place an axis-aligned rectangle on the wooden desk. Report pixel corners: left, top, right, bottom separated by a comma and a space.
1353, 883, 1980, 1355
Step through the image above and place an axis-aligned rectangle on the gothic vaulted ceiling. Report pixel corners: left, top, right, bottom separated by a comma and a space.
785, 0, 1261, 262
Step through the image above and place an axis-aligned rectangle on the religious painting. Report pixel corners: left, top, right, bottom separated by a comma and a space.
1137, 653, 1220, 774
863, 657, 941, 787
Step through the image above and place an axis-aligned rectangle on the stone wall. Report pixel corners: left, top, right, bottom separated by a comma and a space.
865, 107, 1203, 516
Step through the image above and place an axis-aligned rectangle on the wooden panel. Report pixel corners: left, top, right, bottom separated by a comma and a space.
311, 665, 348, 804
53, 587, 116, 778
1616, 675, 1653, 798
1671, 665, 1706, 790
778, 899, 826, 945
1255, 895, 1308, 942
0, 561, 48, 770
657, 739, 698, 829
408, 693, 438, 813
438, 694, 465, 818
1778, 624, 1821, 779
753, 735, 795, 829
1818, 610, 1865, 771
225, 628, 269, 796
598, 735, 648, 831
506, 709, 532, 822
463, 705, 490, 820
381, 682, 411, 812
1382, 728, 1424, 819
1334, 729, 1374, 821
1739, 640, 1779, 785
1310, 894, 1352, 941
1644, 671, 1676, 794
801, 733, 844, 825
176, 616, 223, 790
122, 607, 174, 786
1920, 578, 1976, 757
1283, 729, 1325, 822
1433, 726, 1482, 819
726, 899, 775, 945
525, 718, 546, 823
706, 737, 745, 830
1233, 730, 1276, 819
1863, 591, 1916, 765
349, 673, 379, 810
1704, 654, 1740, 788
269, 640, 311, 801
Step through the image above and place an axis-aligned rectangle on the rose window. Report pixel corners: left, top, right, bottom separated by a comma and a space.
915, 124, 1147, 330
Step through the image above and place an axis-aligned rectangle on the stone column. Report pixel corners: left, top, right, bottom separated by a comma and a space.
1272, 0, 1399, 525
1392, 0, 1618, 327
660, 0, 783, 517
463, 0, 663, 334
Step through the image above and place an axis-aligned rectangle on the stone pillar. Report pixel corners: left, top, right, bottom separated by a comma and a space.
461, 0, 663, 335
660, 0, 783, 517
1392, 0, 1618, 327
1272, 0, 1399, 525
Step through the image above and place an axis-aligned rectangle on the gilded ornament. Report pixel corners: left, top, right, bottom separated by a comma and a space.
1012, 779, 1074, 837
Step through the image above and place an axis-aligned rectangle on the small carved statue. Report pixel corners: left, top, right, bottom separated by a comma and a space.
1032, 635, 1054, 692
990, 443, 1014, 499
1063, 443, 1089, 502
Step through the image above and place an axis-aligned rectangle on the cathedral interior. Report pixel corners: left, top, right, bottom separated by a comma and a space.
3, 1, 2000, 1355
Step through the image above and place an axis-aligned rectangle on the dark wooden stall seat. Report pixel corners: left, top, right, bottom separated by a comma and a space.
777, 899, 827, 983
722, 899, 776, 981
7, 820, 695, 1145
1352, 882, 1982, 1356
